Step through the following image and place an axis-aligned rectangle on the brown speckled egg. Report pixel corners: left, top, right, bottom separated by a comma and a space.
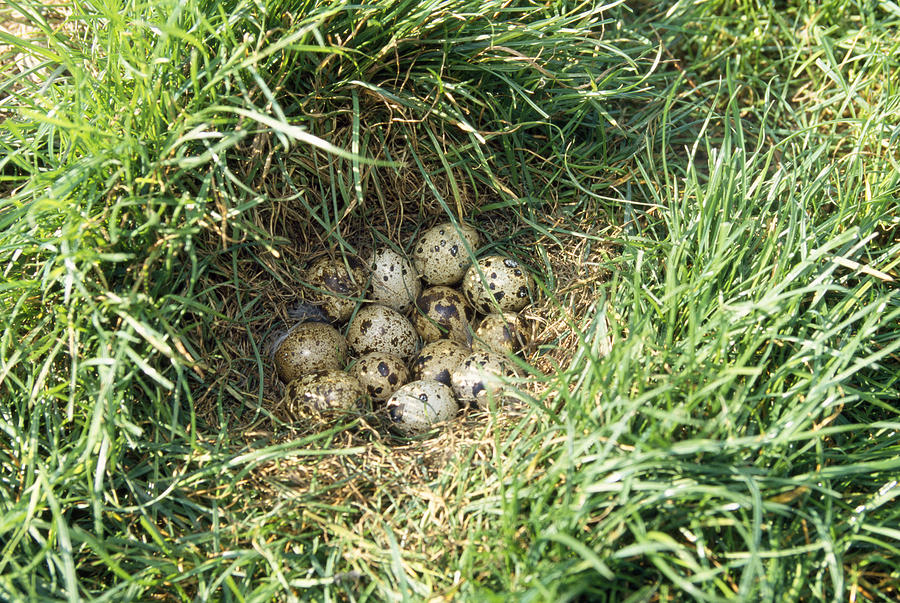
473, 312, 523, 354
274, 322, 347, 382
282, 370, 364, 412
346, 304, 418, 359
462, 255, 534, 314
386, 380, 459, 435
409, 339, 470, 386
411, 286, 475, 343
412, 222, 480, 286
305, 256, 368, 322
350, 352, 409, 401
450, 350, 517, 407
369, 248, 421, 313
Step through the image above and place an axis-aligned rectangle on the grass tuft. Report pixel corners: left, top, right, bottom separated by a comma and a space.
1, 0, 899, 600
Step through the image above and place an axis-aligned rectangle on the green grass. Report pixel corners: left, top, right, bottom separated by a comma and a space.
2, 0, 899, 600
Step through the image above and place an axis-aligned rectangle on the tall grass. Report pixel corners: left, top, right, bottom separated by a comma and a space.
1, 0, 899, 600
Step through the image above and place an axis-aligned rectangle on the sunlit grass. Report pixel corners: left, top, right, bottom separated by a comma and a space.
1, 0, 898, 600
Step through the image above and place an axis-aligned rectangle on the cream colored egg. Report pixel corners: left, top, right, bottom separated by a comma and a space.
370, 248, 421, 313
350, 351, 409, 401
473, 312, 523, 354
305, 256, 368, 322
462, 255, 534, 314
282, 370, 364, 412
412, 222, 480, 286
346, 304, 418, 359
410, 286, 475, 344
450, 350, 517, 407
273, 322, 347, 383
386, 380, 459, 435
409, 339, 470, 386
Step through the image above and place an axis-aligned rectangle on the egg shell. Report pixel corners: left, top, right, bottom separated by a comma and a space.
450, 350, 517, 407
386, 380, 459, 435
369, 248, 421, 313
305, 256, 368, 322
411, 286, 475, 344
346, 304, 419, 359
412, 222, 480, 286
462, 255, 534, 314
274, 322, 347, 382
282, 370, 364, 413
473, 312, 523, 354
409, 339, 470, 386
350, 351, 409, 401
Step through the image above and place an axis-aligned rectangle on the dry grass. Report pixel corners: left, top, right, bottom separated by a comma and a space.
198, 395, 534, 584
0, 1, 71, 79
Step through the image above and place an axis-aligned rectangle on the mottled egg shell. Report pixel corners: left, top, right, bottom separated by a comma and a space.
409, 339, 470, 386
282, 370, 364, 412
370, 248, 421, 313
412, 221, 480, 286
450, 350, 517, 407
411, 286, 475, 344
274, 322, 347, 382
305, 256, 368, 322
462, 255, 534, 314
386, 380, 459, 435
346, 304, 419, 359
350, 352, 409, 401
473, 312, 523, 354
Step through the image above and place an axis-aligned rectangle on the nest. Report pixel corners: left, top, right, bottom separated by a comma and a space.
177, 94, 623, 568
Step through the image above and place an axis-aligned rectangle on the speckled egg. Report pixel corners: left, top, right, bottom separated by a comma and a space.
369, 248, 421, 313
462, 255, 534, 314
282, 370, 364, 412
412, 221, 480, 286
346, 304, 418, 359
386, 380, 459, 435
411, 286, 475, 344
305, 256, 368, 322
450, 350, 517, 407
274, 322, 347, 383
409, 339, 470, 386
473, 312, 523, 354
350, 352, 409, 401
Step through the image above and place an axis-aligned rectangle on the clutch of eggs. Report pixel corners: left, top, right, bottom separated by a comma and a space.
273, 220, 534, 434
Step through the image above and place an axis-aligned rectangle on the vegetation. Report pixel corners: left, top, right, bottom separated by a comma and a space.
1, 0, 898, 599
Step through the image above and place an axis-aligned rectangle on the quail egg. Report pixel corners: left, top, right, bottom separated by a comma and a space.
350, 351, 409, 401
386, 380, 459, 435
473, 312, 523, 354
281, 370, 365, 413
346, 304, 419, 359
369, 248, 421, 313
305, 256, 368, 322
412, 221, 480, 286
274, 322, 347, 383
411, 286, 475, 344
409, 339, 470, 386
462, 255, 534, 314
450, 350, 518, 407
